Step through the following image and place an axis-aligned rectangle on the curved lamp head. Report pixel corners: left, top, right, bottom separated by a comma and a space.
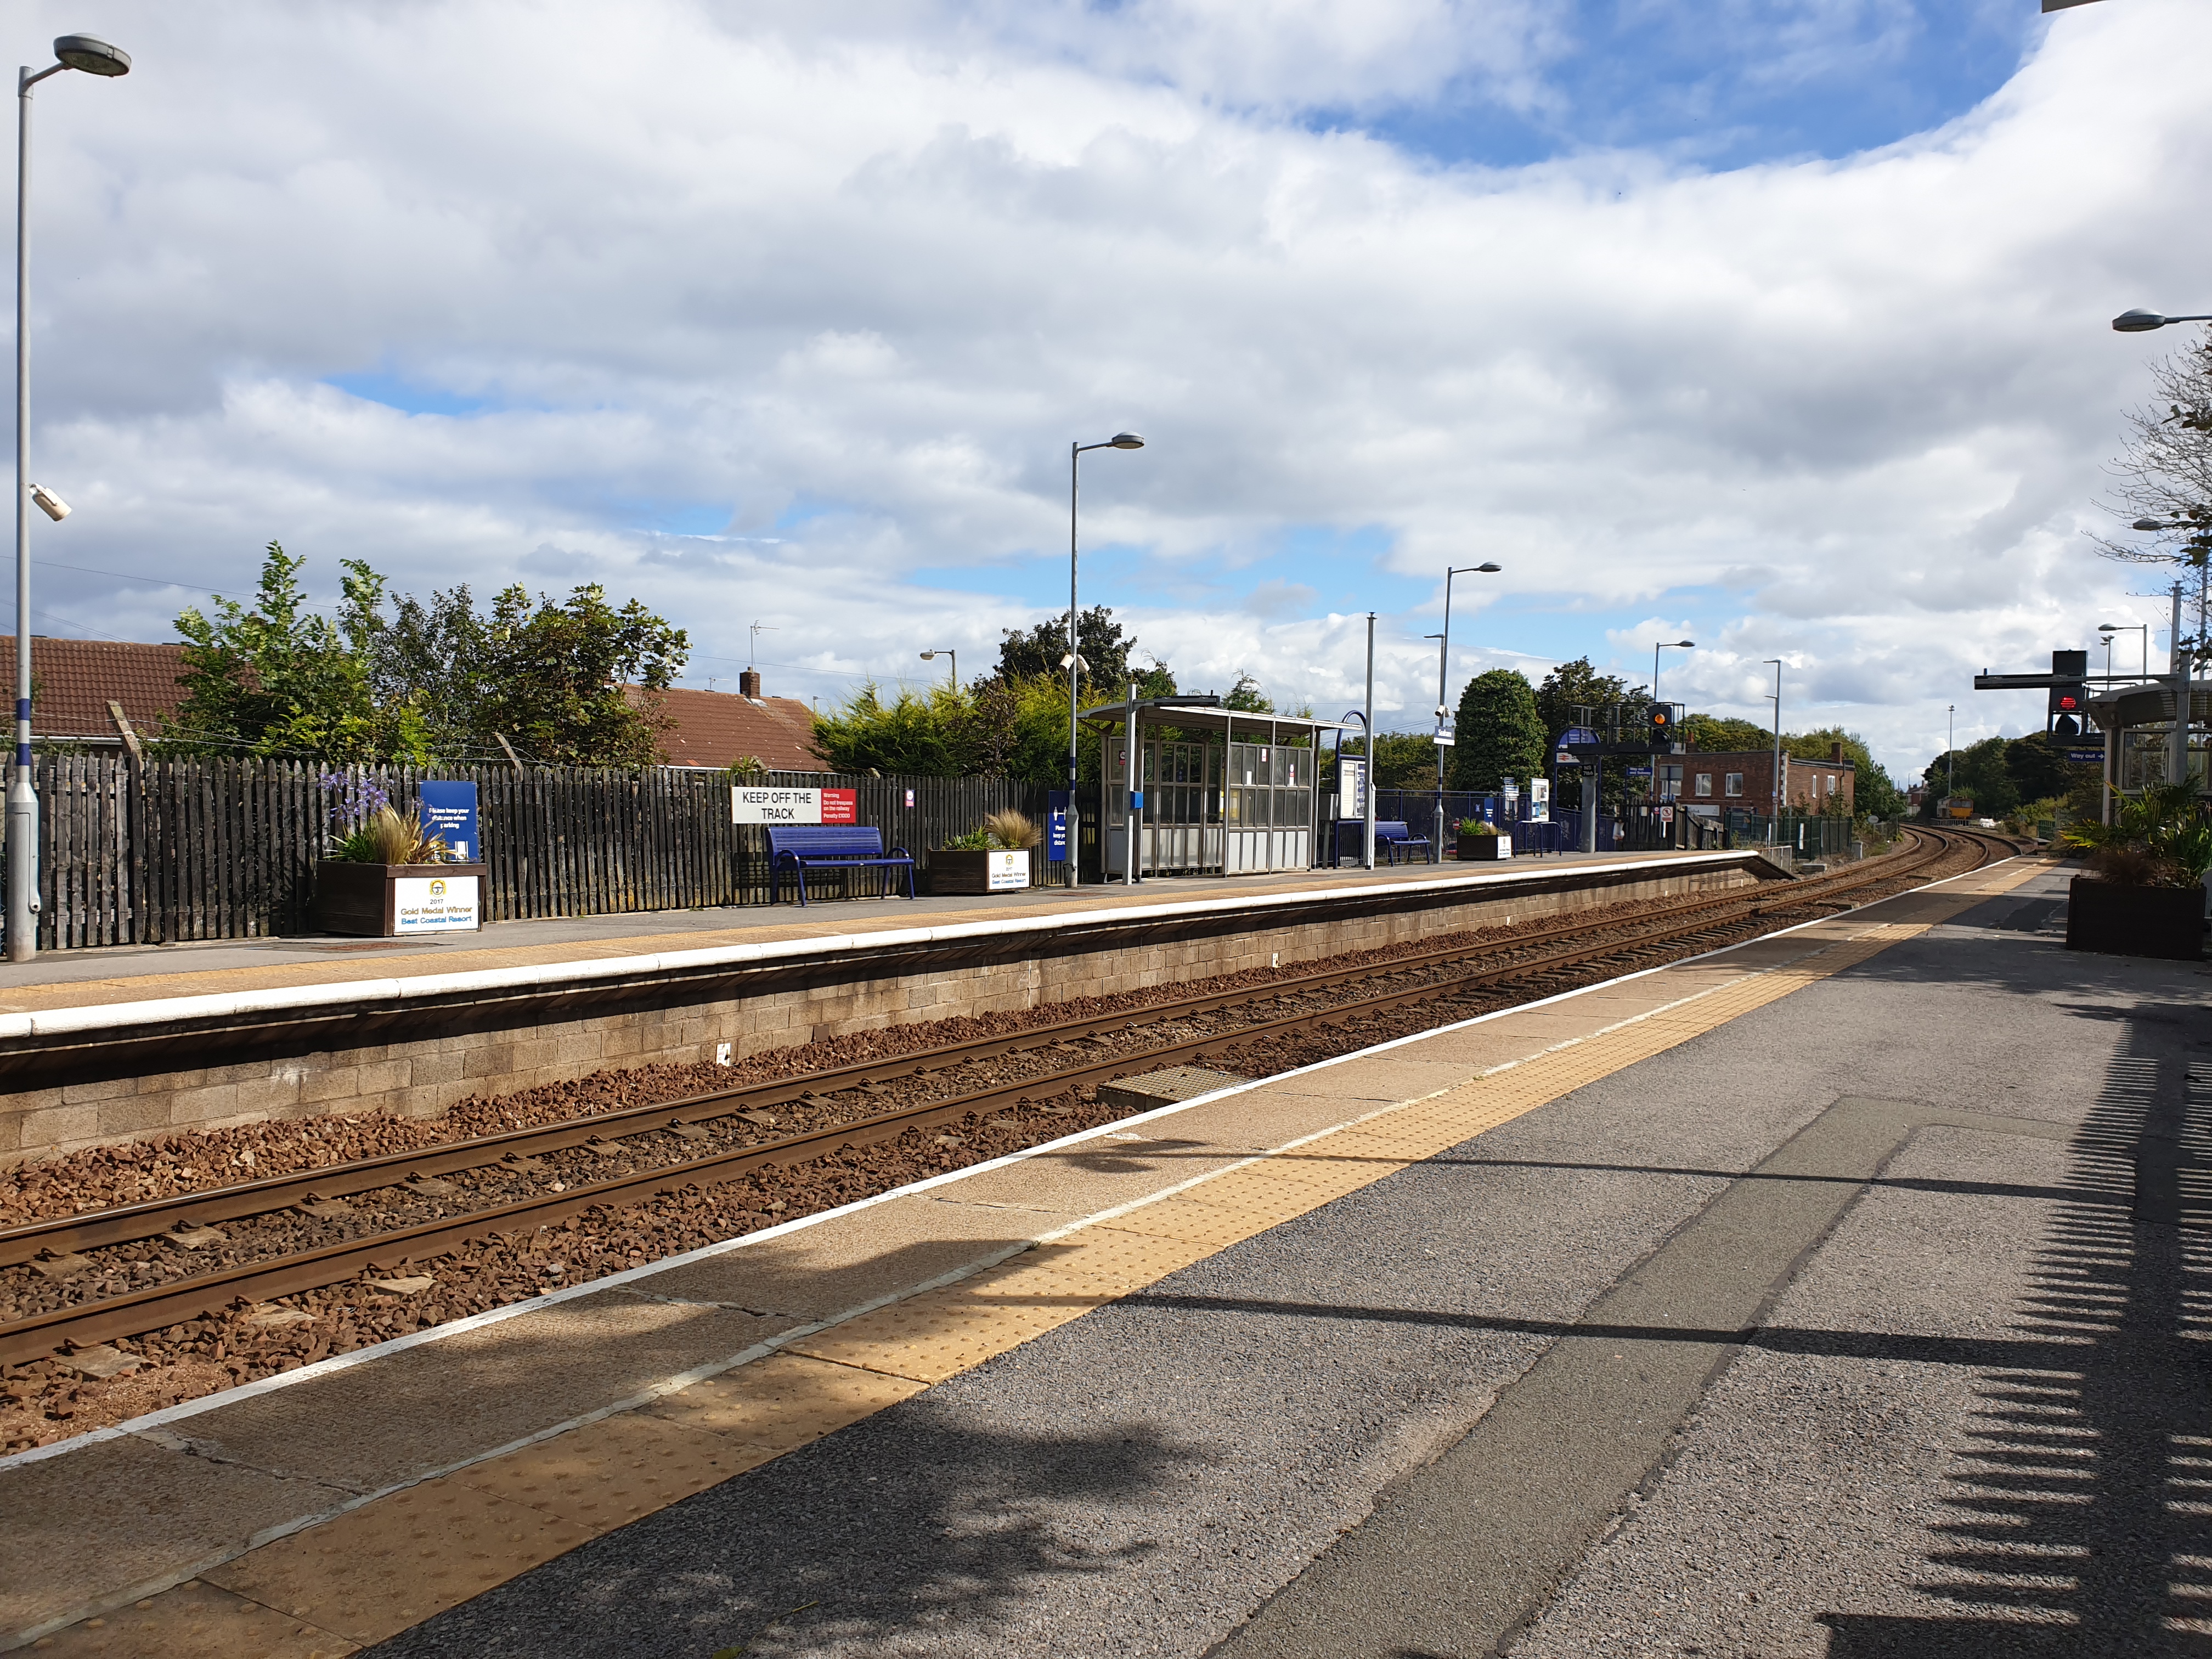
1475, 561, 1502, 572
1109, 433, 1144, 449
1674, 639, 1695, 647
2098, 623, 2122, 633
2114, 309, 2171, 332
53, 35, 129, 76
2134, 518, 2171, 531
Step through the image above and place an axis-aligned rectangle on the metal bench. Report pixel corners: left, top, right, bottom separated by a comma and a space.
767, 825, 917, 906
1333, 819, 1432, 865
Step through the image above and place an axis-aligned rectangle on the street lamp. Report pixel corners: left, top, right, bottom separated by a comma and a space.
10, 33, 129, 963
2098, 622, 2148, 680
1431, 562, 1502, 862
1763, 658, 1784, 831
918, 648, 956, 687
1066, 432, 1143, 889
2113, 309, 2212, 332
1652, 639, 1694, 705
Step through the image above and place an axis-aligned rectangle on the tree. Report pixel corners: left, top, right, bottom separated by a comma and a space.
1923, 736, 2017, 819
997, 606, 1172, 695
1449, 668, 1546, 792
1684, 713, 1773, 752
170, 544, 686, 766
1536, 657, 1634, 747
2096, 328, 2212, 667
170, 543, 426, 761
1782, 726, 1906, 821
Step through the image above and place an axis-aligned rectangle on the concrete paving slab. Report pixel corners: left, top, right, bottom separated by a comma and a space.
25, 1577, 358, 1659
0, 1431, 334, 1639
185, 1296, 801, 1494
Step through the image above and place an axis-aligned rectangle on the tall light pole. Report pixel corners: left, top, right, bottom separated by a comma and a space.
918, 648, 956, 687
1763, 659, 1783, 832
1432, 562, 1500, 865
1652, 639, 1694, 704
1065, 432, 1143, 890
10, 34, 128, 963
1363, 612, 1377, 871
1946, 703, 1956, 806
2098, 621, 2148, 680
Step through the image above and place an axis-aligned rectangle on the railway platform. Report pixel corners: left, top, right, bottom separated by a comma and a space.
12, 843, 2193, 1656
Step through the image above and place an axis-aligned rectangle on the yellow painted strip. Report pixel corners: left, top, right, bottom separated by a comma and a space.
75, 860, 2047, 1651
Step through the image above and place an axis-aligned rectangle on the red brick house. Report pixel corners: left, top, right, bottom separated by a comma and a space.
628, 669, 827, 772
1662, 744, 1855, 815
0, 636, 187, 749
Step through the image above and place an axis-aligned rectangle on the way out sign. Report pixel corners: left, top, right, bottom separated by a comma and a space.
731, 786, 857, 826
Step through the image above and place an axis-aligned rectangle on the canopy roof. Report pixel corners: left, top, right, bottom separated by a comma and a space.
2084, 685, 2212, 731
1076, 697, 1351, 737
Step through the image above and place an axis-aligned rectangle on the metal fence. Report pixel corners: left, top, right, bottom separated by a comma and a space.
19, 756, 1055, 950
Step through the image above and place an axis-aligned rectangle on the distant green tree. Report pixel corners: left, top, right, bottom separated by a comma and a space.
2002, 733, 2095, 807
170, 542, 427, 762
1783, 726, 1906, 821
997, 606, 1172, 696
1684, 713, 1774, 752
1334, 730, 1441, 790
1536, 657, 1634, 747
1923, 736, 2018, 819
1449, 669, 1546, 793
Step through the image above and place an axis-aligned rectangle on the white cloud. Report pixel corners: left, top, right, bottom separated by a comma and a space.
9, 0, 2208, 776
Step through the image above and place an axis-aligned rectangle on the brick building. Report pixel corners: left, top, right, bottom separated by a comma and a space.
1660, 743, 1855, 816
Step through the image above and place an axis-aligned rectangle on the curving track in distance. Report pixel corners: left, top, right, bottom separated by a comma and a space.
0, 825, 2021, 1367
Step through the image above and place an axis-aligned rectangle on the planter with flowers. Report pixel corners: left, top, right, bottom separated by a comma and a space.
313, 804, 486, 936
1455, 818, 1511, 861
2058, 782, 2210, 961
927, 810, 1041, 895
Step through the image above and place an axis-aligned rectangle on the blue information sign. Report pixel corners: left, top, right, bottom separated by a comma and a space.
1047, 790, 1071, 861
418, 780, 480, 863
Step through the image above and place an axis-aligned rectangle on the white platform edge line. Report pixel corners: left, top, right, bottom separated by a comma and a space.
0, 847, 2012, 1480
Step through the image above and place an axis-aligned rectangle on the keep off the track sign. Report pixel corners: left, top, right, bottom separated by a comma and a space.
730, 787, 858, 825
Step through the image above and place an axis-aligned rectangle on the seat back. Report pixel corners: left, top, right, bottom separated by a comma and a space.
766, 825, 888, 858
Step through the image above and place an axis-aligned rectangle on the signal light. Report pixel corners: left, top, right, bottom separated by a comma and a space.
1647, 702, 1673, 745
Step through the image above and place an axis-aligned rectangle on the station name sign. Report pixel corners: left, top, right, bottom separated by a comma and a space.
731, 786, 859, 826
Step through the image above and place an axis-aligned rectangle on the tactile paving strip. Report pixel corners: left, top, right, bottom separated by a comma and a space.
49, 860, 2046, 1652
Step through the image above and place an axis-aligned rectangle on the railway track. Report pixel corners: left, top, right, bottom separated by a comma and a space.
0, 826, 2017, 1369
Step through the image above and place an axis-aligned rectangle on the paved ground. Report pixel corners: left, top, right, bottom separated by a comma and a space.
350, 863, 2212, 1659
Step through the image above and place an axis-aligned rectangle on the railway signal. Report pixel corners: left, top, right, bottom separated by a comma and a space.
1647, 703, 1674, 746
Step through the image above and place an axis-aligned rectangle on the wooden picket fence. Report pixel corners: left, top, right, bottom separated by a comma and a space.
24, 756, 1055, 950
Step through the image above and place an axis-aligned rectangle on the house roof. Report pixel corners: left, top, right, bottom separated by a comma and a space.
0, 637, 187, 742
628, 684, 826, 771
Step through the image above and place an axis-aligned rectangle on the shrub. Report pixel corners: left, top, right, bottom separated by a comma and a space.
330, 805, 448, 865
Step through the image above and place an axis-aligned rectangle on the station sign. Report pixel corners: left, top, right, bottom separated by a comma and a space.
417, 780, 479, 862
2063, 749, 2104, 765
394, 873, 479, 933
731, 786, 859, 826
1339, 757, 1367, 816
1627, 765, 1653, 778
1047, 790, 1071, 860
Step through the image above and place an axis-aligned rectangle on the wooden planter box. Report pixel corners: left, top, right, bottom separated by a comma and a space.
926, 849, 1030, 895
2065, 875, 2205, 962
313, 861, 487, 937
1457, 833, 1511, 862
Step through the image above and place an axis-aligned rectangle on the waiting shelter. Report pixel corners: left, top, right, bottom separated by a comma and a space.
1080, 697, 1347, 877
2084, 684, 2211, 806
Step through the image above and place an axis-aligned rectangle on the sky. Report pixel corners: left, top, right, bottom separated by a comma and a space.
9, 0, 2210, 778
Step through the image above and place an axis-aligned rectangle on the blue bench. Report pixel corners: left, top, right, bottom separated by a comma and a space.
1333, 819, 1432, 865
768, 825, 916, 906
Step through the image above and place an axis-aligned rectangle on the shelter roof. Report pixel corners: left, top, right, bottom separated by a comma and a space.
1076, 698, 1350, 737
2085, 685, 2212, 730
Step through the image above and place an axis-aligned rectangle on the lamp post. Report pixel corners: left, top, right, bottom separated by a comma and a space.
2098, 621, 2148, 680
1065, 432, 1143, 890
10, 33, 128, 964
1431, 562, 1501, 865
1652, 639, 1694, 705
918, 648, 956, 687
1363, 612, 1376, 871
1763, 659, 1784, 834
1946, 703, 1956, 808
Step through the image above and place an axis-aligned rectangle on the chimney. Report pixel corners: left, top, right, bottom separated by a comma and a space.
1830, 742, 1843, 763
740, 668, 762, 699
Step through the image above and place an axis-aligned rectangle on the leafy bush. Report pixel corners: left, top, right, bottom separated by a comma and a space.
1455, 817, 1498, 837
983, 809, 1042, 851
2059, 782, 2212, 887
938, 828, 993, 851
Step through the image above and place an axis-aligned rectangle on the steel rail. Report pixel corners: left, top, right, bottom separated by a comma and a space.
0, 840, 1929, 1269
0, 828, 1993, 1365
